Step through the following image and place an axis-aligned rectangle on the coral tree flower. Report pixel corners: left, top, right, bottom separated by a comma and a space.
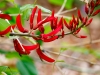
0, 14, 15, 36
14, 6, 57, 62
13, 39, 39, 54
3, 0, 100, 63
0, 13, 11, 20
0, 25, 15, 36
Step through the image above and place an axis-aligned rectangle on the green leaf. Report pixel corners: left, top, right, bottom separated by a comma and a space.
0, 19, 10, 30
16, 60, 38, 75
66, 0, 74, 9
6, 0, 17, 7
0, 66, 19, 75
0, 66, 8, 73
82, 27, 89, 34
20, 4, 34, 12
6, 52, 21, 59
48, 0, 74, 9
36, 5, 51, 13
48, 0, 63, 6
44, 25, 52, 34
0, 1, 6, 8
0, 49, 8, 54
56, 60, 65, 62
6, 0, 14, 3
4, 7, 20, 24
35, 30, 43, 45
60, 47, 67, 52
21, 9, 31, 24
0, 18, 11, 37
0, 49, 20, 58
69, 47, 90, 54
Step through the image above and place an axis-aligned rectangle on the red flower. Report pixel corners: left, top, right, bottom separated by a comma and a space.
13, 39, 39, 54
16, 14, 28, 33
0, 14, 11, 20
30, 6, 37, 29
36, 46, 55, 62
42, 25, 62, 39
0, 25, 15, 36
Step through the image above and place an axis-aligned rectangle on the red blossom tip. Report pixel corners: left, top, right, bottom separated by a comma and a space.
36, 46, 55, 62
85, 4, 89, 14
30, 6, 37, 29
78, 10, 83, 21
79, 35, 87, 38
13, 39, 39, 55
86, 18, 93, 26
0, 14, 12, 20
64, 19, 70, 29
42, 25, 62, 38
92, 9, 100, 16
0, 25, 15, 36
16, 14, 28, 33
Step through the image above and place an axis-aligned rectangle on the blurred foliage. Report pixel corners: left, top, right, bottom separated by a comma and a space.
16, 60, 38, 75
4, 7, 20, 24
0, 49, 38, 75
0, 18, 12, 37
48, 0, 74, 9
0, 66, 19, 75
60, 46, 100, 59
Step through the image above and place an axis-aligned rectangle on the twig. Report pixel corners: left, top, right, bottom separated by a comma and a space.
60, 7, 77, 15
55, 64, 64, 75
57, 63, 100, 74
10, 31, 72, 37
45, 50, 100, 66
9, 13, 72, 19
56, 0, 68, 15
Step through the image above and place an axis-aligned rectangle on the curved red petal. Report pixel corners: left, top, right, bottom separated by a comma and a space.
58, 17, 63, 29
39, 26, 44, 33
85, 4, 89, 14
86, 18, 93, 26
37, 9, 41, 23
0, 14, 11, 20
37, 9, 44, 33
42, 36, 58, 42
23, 44, 39, 51
61, 30, 64, 38
13, 39, 27, 54
33, 16, 54, 30
36, 46, 55, 62
78, 10, 83, 21
42, 25, 62, 38
0, 26, 11, 35
74, 28, 81, 34
79, 35, 87, 38
92, 9, 100, 16
16, 14, 28, 33
30, 6, 37, 29
51, 10, 55, 30
64, 19, 70, 29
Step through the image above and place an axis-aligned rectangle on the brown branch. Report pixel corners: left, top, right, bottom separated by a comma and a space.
10, 32, 72, 37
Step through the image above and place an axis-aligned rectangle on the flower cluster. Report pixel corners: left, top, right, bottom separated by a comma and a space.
0, 0, 100, 62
